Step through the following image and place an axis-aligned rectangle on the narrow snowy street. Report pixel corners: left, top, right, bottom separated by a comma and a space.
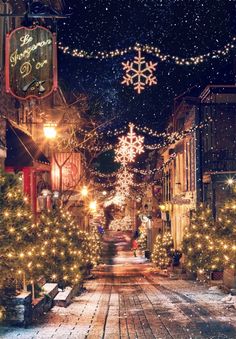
1, 243, 236, 339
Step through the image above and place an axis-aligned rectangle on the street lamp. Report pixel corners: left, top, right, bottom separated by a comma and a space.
81, 186, 89, 197
226, 178, 234, 186
89, 200, 97, 213
43, 123, 57, 139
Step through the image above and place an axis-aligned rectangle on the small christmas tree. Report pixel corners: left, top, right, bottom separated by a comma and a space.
137, 226, 147, 251
34, 210, 102, 286
215, 197, 236, 269
162, 232, 174, 257
182, 204, 224, 273
79, 228, 102, 274
0, 172, 36, 288
0, 172, 36, 318
151, 232, 173, 269
35, 209, 83, 287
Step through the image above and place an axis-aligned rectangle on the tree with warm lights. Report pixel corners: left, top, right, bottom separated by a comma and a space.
162, 232, 174, 257
151, 232, 173, 269
215, 196, 236, 270
182, 205, 225, 273
35, 209, 84, 287
79, 228, 102, 275
0, 172, 37, 318
34, 209, 102, 287
137, 226, 147, 251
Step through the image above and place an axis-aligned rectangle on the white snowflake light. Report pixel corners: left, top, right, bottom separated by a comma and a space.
115, 144, 133, 166
117, 168, 134, 186
122, 50, 157, 94
115, 123, 144, 166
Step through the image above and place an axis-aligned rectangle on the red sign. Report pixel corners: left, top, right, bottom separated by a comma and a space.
5, 26, 57, 100
51, 153, 82, 191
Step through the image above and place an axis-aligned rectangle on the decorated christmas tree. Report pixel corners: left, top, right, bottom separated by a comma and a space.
0, 172, 37, 288
0, 172, 36, 319
137, 225, 147, 251
35, 209, 83, 287
215, 197, 236, 270
182, 204, 224, 273
151, 233, 172, 269
162, 232, 174, 257
79, 228, 102, 274
35, 210, 102, 286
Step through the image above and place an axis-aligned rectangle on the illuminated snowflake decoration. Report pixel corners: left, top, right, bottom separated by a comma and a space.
116, 184, 130, 198
114, 145, 133, 167
122, 50, 157, 94
115, 123, 144, 166
104, 193, 125, 207
117, 168, 134, 186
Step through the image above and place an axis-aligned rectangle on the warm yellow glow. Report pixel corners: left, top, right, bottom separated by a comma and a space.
81, 186, 88, 197
89, 200, 97, 212
43, 123, 57, 139
227, 178, 234, 186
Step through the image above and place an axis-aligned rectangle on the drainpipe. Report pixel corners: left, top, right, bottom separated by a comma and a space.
195, 103, 204, 205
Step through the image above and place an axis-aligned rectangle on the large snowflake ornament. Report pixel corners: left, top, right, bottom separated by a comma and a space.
122, 50, 157, 94
116, 184, 130, 198
115, 144, 134, 166
117, 168, 134, 187
115, 123, 144, 166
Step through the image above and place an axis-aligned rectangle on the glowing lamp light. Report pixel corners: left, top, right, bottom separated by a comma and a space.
89, 200, 97, 212
227, 178, 234, 186
53, 191, 60, 198
43, 123, 57, 139
41, 189, 51, 197
81, 186, 88, 197
159, 204, 166, 211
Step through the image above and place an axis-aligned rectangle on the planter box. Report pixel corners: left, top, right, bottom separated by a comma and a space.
5, 292, 32, 326
184, 271, 197, 280
197, 271, 209, 282
223, 268, 236, 289
53, 284, 81, 307
32, 283, 58, 320
211, 271, 223, 281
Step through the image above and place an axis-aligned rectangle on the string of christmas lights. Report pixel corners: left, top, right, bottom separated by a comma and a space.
58, 39, 236, 64
145, 116, 213, 150
130, 153, 176, 176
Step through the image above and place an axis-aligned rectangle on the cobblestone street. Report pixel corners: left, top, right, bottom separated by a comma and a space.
1, 248, 236, 339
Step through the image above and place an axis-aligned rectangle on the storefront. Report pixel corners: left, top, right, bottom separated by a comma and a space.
5, 120, 50, 213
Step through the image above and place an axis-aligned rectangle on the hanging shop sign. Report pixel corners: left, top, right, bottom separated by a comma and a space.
6, 26, 57, 100
51, 152, 82, 191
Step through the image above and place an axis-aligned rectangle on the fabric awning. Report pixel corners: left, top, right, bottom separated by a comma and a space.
5, 120, 50, 168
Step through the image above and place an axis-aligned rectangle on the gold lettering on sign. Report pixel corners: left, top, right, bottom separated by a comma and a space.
10, 39, 52, 67
36, 59, 47, 69
20, 62, 32, 78
20, 34, 33, 47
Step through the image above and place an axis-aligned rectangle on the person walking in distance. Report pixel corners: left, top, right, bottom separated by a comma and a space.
132, 238, 138, 257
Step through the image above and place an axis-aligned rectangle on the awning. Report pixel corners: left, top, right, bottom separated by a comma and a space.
5, 120, 50, 168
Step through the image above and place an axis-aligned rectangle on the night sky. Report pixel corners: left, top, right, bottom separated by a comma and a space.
58, 0, 236, 132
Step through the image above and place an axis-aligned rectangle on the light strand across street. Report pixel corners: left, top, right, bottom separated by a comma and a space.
58, 39, 236, 64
